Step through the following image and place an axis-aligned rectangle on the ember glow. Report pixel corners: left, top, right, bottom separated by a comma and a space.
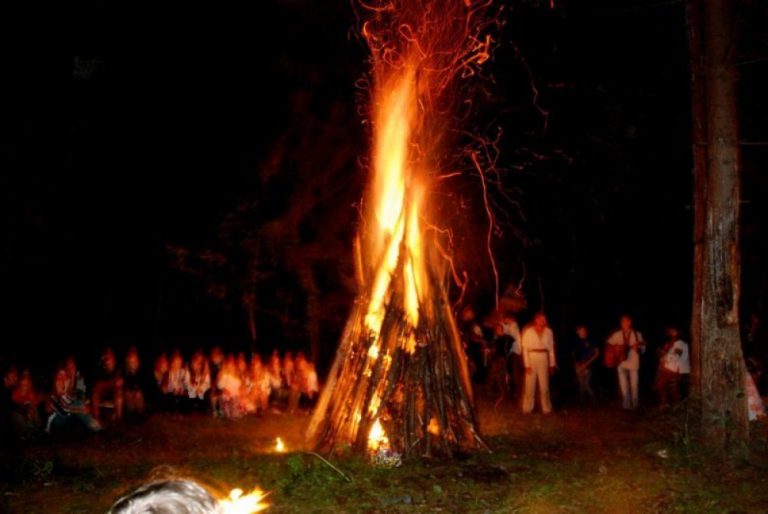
367, 418, 390, 452
307, 0, 497, 457
219, 487, 269, 514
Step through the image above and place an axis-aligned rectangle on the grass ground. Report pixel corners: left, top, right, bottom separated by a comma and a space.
2, 399, 768, 513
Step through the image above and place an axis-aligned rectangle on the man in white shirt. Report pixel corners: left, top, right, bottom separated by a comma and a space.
521, 312, 557, 414
606, 315, 646, 410
655, 327, 689, 408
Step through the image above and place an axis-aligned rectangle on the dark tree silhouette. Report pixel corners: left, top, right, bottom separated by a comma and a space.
688, 0, 749, 457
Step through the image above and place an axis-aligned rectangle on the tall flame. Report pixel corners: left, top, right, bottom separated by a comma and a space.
306, 0, 497, 457
363, 61, 426, 352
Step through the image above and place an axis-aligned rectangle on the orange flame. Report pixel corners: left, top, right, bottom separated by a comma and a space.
367, 418, 390, 452
301, 0, 500, 454
358, 0, 498, 356
363, 60, 426, 352
350, 1, 499, 437
275, 437, 285, 453
219, 487, 269, 514
427, 416, 440, 436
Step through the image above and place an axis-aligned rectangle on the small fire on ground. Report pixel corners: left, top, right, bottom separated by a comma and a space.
219, 487, 269, 514
367, 419, 390, 452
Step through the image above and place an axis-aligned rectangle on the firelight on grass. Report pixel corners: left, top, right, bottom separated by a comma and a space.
219, 487, 269, 514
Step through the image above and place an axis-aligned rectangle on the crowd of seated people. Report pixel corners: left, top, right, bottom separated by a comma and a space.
0, 345, 321, 441
1, 358, 101, 440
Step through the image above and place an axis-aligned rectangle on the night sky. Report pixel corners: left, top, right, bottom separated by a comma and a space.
1, 1, 766, 369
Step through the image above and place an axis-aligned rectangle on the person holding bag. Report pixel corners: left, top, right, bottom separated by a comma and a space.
606, 315, 646, 410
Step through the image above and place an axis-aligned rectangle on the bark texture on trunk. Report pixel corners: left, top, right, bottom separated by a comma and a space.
688, 0, 749, 457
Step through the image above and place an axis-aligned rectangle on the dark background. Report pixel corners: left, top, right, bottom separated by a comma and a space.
1, 1, 766, 373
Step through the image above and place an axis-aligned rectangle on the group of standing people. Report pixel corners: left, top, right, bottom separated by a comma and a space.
461, 309, 694, 414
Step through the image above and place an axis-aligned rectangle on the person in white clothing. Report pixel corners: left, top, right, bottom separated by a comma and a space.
607, 315, 646, 410
655, 327, 689, 408
521, 312, 557, 414
162, 350, 190, 411
163, 351, 190, 395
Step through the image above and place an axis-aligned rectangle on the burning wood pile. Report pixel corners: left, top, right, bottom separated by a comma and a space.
307, 0, 497, 459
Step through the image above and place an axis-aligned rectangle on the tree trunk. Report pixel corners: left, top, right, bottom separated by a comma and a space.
689, 0, 749, 457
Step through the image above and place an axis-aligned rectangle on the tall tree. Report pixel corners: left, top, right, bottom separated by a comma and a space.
688, 0, 748, 457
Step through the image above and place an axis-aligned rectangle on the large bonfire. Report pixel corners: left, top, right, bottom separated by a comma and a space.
307, 0, 497, 458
